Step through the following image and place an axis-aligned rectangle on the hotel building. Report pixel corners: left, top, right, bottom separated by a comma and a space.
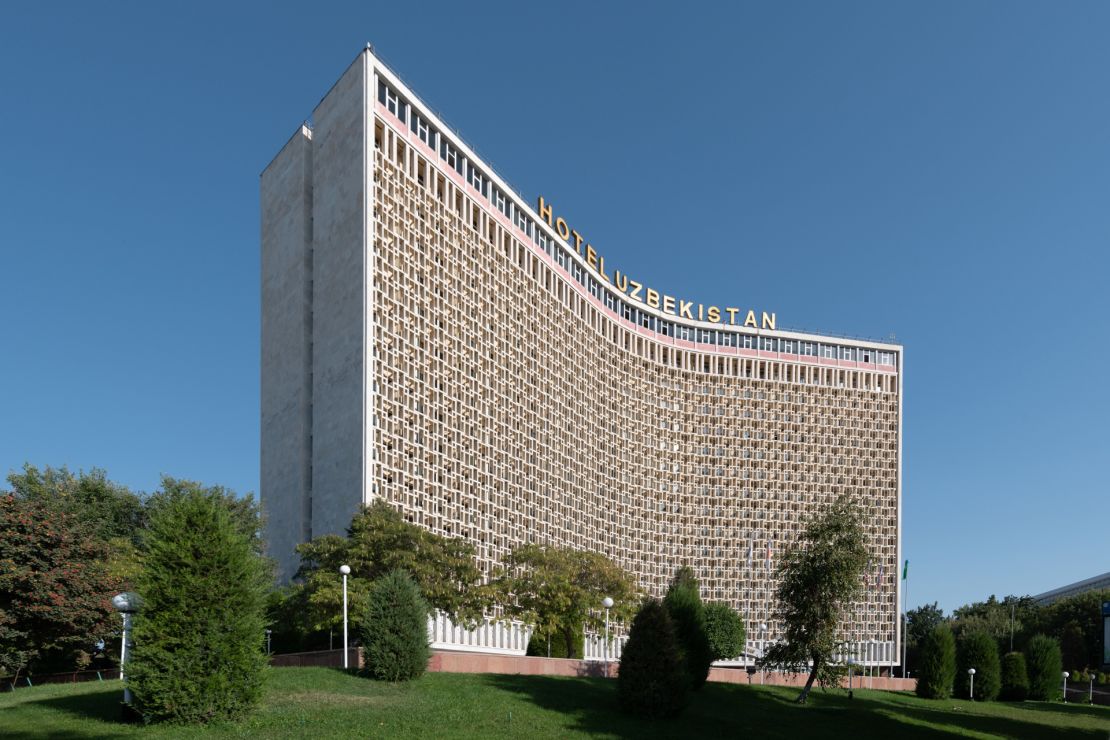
262, 47, 904, 665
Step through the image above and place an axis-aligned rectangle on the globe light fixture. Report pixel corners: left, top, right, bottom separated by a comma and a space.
968, 667, 976, 700
1062, 671, 1069, 703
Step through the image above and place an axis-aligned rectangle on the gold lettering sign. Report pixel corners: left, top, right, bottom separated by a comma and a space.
537, 196, 778, 332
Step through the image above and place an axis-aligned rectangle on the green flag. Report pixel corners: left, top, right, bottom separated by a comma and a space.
902, 559, 908, 580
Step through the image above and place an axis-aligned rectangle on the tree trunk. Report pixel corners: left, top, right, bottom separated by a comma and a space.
563, 626, 577, 659
797, 657, 820, 704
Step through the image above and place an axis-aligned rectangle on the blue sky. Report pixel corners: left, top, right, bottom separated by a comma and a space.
1, 2, 1107, 613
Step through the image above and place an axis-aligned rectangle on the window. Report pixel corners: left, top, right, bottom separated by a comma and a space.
782, 340, 794, 354
822, 345, 835, 359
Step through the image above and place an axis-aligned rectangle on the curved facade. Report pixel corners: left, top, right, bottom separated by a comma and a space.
262, 49, 903, 664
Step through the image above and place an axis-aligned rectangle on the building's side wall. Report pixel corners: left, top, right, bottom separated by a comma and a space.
261, 126, 314, 582
309, 55, 370, 541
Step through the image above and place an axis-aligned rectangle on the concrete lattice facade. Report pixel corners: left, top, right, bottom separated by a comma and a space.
262, 49, 904, 664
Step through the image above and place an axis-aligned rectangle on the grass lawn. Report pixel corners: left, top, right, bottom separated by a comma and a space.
0, 667, 1107, 739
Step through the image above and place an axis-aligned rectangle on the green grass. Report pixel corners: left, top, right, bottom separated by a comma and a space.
0, 668, 1107, 739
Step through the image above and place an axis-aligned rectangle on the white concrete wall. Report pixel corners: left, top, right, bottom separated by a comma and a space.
308, 54, 370, 541
261, 126, 314, 582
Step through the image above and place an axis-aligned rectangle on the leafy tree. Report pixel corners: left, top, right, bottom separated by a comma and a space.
357, 570, 430, 681
7, 464, 145, 544
760, 495, 868, 703
1025, 634, 1063, 701
617, 599, 688, 718
1059, 620, 1086, 673
951, 594, 1038, 656
704, 602, 746, 661
1041, 589, 1110, 671
0, 495, 117, 679
664, 567, 713, 690
1000, 652, 1029, 701
956, 631, 1001, 701
294, 501, 488, 634
127, 486, 270, 724
915, 624, 957, 699
490, 543, 640, 660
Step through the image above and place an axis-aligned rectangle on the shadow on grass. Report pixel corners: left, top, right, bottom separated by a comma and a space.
862, 694, 1106, 740
3, 686, 131, 740
479, 674, 973, 739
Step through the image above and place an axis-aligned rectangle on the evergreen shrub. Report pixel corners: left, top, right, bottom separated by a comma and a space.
1000, 652, 1029, 701
663, 567, 713, 690
617, 599, 688, 718
915, 624, 957, 699
956, 631, 1001, 701
128, 488, 270, 723
357, 570, 430, 681
1025, 634, 1063, 701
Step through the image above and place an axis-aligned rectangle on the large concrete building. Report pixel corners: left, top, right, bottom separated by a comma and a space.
262, 47, 904, 664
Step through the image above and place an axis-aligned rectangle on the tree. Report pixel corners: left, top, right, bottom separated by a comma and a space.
357, 570, 430, 681
1059, 620, 1086, 673
1025, 634, 1062, 701
127, 486, 270, 723
490, 544, 640, 659
7, 464, 145, 544
1041, 589, 1109, 671
956, 631, 1001, 701
0, 495, 117, 679
664, 567, 713, 690
915, 624, 957, 699
1000, 652, 1029, 701
617, 599, 688, 718
903, 602, 945, 674
760, 495, 868, 703
704, 602, 746, 661
293, 501, 489, 634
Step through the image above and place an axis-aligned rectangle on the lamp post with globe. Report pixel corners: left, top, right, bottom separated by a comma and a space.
968, 668, 976, 701
602, 597, 614, 666
111, 592, 143, 707
340, 565, 351, 669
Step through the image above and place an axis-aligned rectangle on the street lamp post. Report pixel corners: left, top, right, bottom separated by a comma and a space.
760, 623, 767, 685
1062, 671, 1069, 703
869, 639, 876, 690
265, 629, 272, 655
340, 565, 351, 670
602, 597, 614, 667
111, 592, 143, 709
1089, 672, 1096, 705
968, 668, 976, 701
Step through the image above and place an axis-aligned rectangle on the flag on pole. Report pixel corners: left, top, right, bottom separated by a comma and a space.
902, 559, 908, 580
765, 540, 772, 570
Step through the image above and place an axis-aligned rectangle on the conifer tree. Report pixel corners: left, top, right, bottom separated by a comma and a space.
128, 486, 270, 723
618, 599, 688, 718
1025, 634, 1063, 701
358, 570, 430, 681
915, 624, 957, 699
956, 630, 1001, 701
663, 567, 714, 690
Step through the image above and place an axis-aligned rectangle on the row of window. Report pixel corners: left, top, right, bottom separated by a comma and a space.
379, 78, 897, 370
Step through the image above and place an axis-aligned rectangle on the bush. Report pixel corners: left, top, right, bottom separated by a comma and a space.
956, 631, 1001, 701
357, 570, 430, 681
618, 599, 688, 718
915, 624, 957, 699
1000, 652, 1029, 701
663, 567, 713, 690
525, 624, 584, 659
704, 602, 746, 661
128, 487, 270, 723
1026, 634, 1062, 700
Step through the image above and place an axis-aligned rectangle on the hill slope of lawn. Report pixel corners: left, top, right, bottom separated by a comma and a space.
1, 667, 1107, 739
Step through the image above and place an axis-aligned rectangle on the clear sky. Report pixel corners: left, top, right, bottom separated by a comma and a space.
1, 2, 1107, 614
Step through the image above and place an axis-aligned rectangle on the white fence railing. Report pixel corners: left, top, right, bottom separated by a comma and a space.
428, 613, 896, 670
426, 612, 532, 655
